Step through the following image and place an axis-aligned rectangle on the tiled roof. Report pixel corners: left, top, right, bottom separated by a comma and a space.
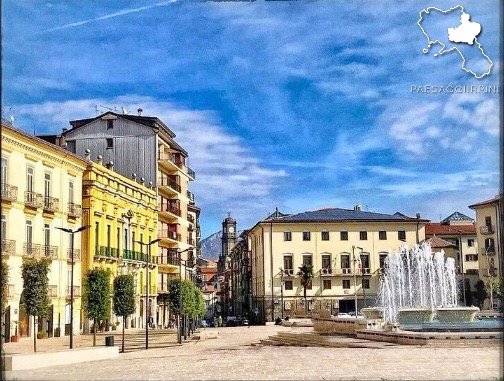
441, 212, 474, 223
426, 223, 476, 235
272, 208, 429, 223
424, 236, 456, 248
468, 195, 502, 209
202, 284, 215, 293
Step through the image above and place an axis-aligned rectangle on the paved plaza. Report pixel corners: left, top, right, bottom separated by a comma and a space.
3, 324, 503, 380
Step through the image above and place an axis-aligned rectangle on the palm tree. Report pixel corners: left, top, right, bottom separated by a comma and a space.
297, 264, 314, 313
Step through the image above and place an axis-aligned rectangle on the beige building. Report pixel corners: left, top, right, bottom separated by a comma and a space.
1, 122, 87, 340
469, 195, 503, 310
247, 206, 428, 322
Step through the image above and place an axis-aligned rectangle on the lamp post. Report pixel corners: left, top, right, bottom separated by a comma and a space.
352, 246, 363, 316
134, 238, 161, 350
485, 246, 494, 311
55, 225, 91, 349
177, 248, 191, 344
359, 249, 366, 308
279, 268, 285, 319
456, 231, 466, 306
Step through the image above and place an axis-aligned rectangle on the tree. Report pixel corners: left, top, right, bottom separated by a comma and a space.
82, 268, 111, 346
464, 281, 473, 306
113, 275, 135, 353
474, 280, 488, 309
21, 258, 50, 353
297, 264, 314, 313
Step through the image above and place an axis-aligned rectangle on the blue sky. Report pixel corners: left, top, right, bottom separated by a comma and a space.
2, 0, 501, 238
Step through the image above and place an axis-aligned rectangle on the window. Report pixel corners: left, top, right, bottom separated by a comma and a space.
359, 230, 367, 240
398, 229, 406, 241
340, 231, 348, 241
323, 280, 331, 290
107, 225, 111, 250
362, 279, 370, 289
340, 254, 350, 269
467, 239, 474, 247
26, 220, 33, 254
321, 254, 331, 269
284, 280, 293, 290
44, 173, 51, 198
303, 230, 311, 241
95, 222, 99, 251
283, 231, 292, 241
124, 227, 128, 251
117, 227, 120, 254
485, 216, 492, 227
321, 231, 329, 241
465, 254, 478, 261
107, 120, 114, 129
44, 223, 50, 257
283, 255, 293, 272
69, 180, 75, 204
379, 230, 387, 240
1, 157, 7, 184
342, 280, 350, 289
485, 238, 495, 251
106, 138, 113, 149
302, 254, 312, 266
1, 214, 6, 241
26, 166, 34, 193
379, 253, 388, 269
360, 254, 370, 272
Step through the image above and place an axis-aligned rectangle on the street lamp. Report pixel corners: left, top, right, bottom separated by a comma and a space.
360, 250, 367, 308
55, 225, 91, 349
176, 248, 191, 344
352, 246, 363, 316
279, 268, 285, 319
134, 238, 161, 350
456, 230, 466, 306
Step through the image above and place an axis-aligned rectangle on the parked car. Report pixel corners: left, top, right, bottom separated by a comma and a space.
200, 320, 208, 328
225, 316, 238, 327
237, 316, 249, 326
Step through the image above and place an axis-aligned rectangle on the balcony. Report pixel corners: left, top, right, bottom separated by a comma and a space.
187, 167, 195, 180
123, 249, 148, 263
481, 248, 496, 256
187, 214, 195, 223
360, 267, 371, 275
158, 177, 181, 195
480, 225, 495, 234
159, 229, 181, 242
1, 183, 18, 202
141, 286, 157, 294
43, 196, 59, 213
68, 203, 82, 218
1, 239, 16, 256
67, 248, 81, 262
187, 191, 195, 204
320, 268, 333, 275
42, 245, 58, 260
24, 191, 43, 208
334, 268, 354, 276
158, 151, 184, 172
95, 246, 119, 260
23, 243, 42, 258
159, 202, 181, 218
187, 237, 195, 246
66, 286, 81, 297
49, 285, 58, 298
283, 269, 294, 276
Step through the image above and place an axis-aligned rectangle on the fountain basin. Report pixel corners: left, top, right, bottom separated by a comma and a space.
361, 307, 384, 320
436, 307, 480, 323
398, 308, 434, 324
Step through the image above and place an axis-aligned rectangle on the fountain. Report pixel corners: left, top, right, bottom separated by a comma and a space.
373, 243, 479, 325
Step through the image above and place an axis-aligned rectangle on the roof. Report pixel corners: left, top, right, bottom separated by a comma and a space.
268, 208, 430, 223
426, 223, 476, 235
202, 284, 215, 293
1, 122, 87, 166
468, 195, 502, 209
265, 207, 290, 220
424, 236, 456, 249
441, 212, 474, 224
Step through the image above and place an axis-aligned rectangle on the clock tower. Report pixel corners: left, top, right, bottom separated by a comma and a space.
221, 213, 237, 264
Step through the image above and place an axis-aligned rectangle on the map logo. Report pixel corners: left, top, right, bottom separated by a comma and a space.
417, 5, 493, 79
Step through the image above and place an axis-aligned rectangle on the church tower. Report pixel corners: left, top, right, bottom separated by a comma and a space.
221, 213, 237, 263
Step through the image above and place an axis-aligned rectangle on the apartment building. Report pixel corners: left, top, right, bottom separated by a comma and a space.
469, 195, 503, 310
61, 111, 200, 327
80, 155, 158, 332
1, 122, 87, 340
425, 212, 479, 296
247, 206, 428, 322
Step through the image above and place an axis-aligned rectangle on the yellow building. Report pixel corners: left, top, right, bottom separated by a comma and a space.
1, 122, 87, 340
469, 195, 503, 310
81, 154, 158, 332
247, 206, 428, 322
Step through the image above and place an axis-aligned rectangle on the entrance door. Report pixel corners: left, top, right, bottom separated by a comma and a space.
4, 305, 10, 342
19, 294, 30, 337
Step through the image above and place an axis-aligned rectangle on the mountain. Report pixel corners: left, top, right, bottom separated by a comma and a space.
200, 231, 222, 260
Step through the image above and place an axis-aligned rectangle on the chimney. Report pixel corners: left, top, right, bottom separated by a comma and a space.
62, 127, 68, 133
354, 204, 362, 211
137, 108, 143, 116
97, 155, 103, 165
416, 213, 421, 219
84, 148, 91, 161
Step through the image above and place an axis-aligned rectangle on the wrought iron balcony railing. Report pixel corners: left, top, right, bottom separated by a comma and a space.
159, 229, 181, 242
43, 196, 59, 212
23, 243, 42, 258
283, 269, 294, 276
320, 268, 333, 275
187, 191, 195, 203
49, 285, 58, 297
24, 191, 44, 208
42, 245, 59, 260
68, 203, 82, 217
67, 248, 81, 262
1, 239, 16, 256
480, 225, 495, 234
96, 246, 119, 258
66, 286, 81, 297
1, 183, 18, 201
187, 167, 195, 180
481, 247, 496, 256
159, 203, 181, 216
158, 178, 181, 193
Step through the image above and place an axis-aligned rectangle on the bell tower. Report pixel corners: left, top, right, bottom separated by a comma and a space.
221, 213, 237, 266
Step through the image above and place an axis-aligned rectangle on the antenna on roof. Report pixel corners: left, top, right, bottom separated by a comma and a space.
94, 105, 98, 116
121, 107, 129, 115
98, 105, 114, 112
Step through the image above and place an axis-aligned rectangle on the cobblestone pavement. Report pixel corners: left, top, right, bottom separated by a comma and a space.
3, 324, 503, 381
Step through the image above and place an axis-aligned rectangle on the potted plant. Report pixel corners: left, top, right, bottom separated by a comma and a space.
37, 330, 47, 339
11, 320, 19, 342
